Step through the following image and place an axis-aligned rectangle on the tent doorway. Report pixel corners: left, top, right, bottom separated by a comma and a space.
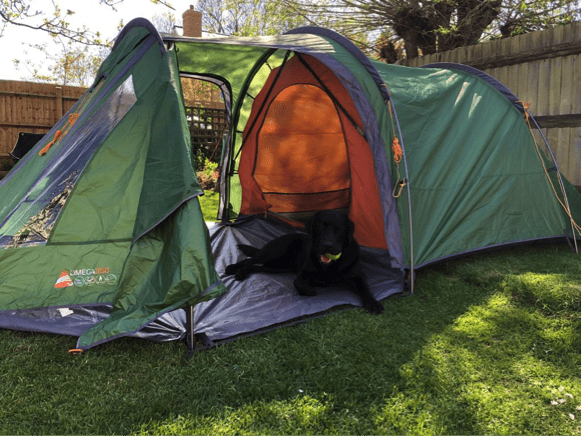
180, 76, 229, 175
254, 83, 350, 216
237, 54, 388, 249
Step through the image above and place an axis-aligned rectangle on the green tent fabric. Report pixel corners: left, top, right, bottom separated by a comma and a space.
167, 27, 579, 270
0, 19, 578, 350
373, 62, 579, 267
0, 19, 225, 350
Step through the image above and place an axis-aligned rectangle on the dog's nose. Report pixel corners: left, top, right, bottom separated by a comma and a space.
322, 242, 334, 252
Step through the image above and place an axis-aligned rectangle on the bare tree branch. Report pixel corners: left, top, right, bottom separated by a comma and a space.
0, 0, 175, 45
287, 0, 580, 60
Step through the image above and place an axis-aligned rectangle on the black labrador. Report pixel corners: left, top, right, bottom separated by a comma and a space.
224, 211, 384, 314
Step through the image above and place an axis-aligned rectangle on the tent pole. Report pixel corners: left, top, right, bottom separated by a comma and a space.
530, 113, 579, 253
186, 305, 196, 356
389, 98, 415, 293
223, 48, 279, 220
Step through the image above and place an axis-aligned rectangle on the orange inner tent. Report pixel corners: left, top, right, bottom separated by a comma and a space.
238, 54, 387, 250
255, 84, 350, 212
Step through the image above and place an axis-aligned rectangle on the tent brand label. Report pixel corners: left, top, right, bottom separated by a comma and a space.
54, 268, 117, 288
70, 267, 110, 276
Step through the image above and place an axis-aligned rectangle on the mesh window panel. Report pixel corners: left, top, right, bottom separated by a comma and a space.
0, 76, 137, 248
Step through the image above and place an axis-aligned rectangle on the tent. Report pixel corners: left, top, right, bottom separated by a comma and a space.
0, 19, 579, 351
0, 19, 225, 351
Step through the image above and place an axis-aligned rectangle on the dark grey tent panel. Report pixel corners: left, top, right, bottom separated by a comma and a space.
191, 218, 404, 346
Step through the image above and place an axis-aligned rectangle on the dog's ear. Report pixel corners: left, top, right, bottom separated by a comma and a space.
306, 212, 319, 236
347, 215, 355, 238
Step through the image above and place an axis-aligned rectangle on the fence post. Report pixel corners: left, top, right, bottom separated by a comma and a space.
55, 86, 63, 123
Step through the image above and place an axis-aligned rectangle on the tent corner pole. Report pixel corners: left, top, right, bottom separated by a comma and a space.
388, 98, 415, 294
223, 48, 281, 221
530, 114, 579, 253
186, 305, 196, 357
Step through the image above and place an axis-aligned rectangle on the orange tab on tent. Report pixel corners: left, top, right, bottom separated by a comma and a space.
392, 137, 403, 164
69, 113, 80, 125
517, 101, 531, 123
38, 112, 80, 156
39, 130, 62, 156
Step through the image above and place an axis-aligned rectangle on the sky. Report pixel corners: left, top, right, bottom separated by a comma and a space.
1, 0, 192, 81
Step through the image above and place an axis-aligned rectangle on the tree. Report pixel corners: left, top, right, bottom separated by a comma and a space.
0, 0, 173, 45
4, 1, 172, 85
495, 0, 579, 37
198, 0, 306, 36
13, 36, 108, 86
151, 11, 179, 34
288, 0, 581, 59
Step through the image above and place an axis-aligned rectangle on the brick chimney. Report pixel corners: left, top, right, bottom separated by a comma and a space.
182, 5, 202, 37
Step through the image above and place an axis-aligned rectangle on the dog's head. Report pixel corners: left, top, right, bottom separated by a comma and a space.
307, 211, 355, 265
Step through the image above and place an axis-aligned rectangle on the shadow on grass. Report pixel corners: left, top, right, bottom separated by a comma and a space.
0, 243, 579, 435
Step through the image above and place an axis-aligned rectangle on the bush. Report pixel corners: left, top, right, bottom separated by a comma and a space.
196, 158, 220, 191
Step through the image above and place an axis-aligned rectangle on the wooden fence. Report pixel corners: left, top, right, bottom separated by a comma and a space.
401, 22, 581, 188
186, 106, 229, 164
0, 81, 86, 160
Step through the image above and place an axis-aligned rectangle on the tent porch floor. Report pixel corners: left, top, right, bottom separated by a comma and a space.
190, 216, 405, 348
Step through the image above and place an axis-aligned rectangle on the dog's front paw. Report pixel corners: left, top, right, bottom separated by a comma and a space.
224, 264, 238, 276
234, 268, 250, 281
364, 299, 384, 315
297, 287, 317, 297
225, 264, 249, 280
294, 277, 317, 296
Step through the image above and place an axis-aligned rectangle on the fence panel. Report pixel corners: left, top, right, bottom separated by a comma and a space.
0, 81, 86, 159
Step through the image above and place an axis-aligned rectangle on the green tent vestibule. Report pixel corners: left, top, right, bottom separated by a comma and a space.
0, 19, 579, 351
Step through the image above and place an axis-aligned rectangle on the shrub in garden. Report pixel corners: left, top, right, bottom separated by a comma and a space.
196, 158, 220, 191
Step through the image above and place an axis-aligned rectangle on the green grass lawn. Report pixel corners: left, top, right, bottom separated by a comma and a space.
200, 190, 220, 222
0, 192, 579, 435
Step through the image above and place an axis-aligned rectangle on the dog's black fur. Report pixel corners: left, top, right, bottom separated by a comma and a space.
224, 211, 384, 314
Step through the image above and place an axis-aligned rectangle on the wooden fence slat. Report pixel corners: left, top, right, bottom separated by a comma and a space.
559, 55, 574, 115
527, 61, 540, 111
557, 127, 571, 180
509, 31, 521, 55
536, 58, 551, 116
517, 62, 529, 105
573, 54, 581, 115
548, 57, 563, 116
546, 127, 561, 166
570, 127, 581, 186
